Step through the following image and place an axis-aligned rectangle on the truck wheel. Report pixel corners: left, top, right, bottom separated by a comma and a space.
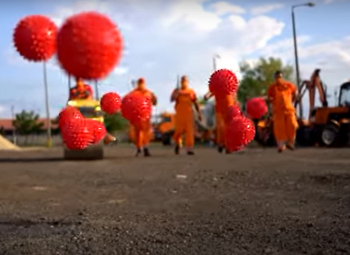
162, 133, 172, 146
319, 124, 339, 147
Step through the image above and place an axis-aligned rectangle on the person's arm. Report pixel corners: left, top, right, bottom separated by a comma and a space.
170, 89, 179, 102
204, 91, 213, 101
290, 83, 298, 102
267, 85, 274, 103
151, 92, 157, 106
191, 91, 202, 120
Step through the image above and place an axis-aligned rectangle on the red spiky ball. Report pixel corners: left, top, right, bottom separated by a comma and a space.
225, 116, 255, 152
13, 15, 57, 62
58, 106, 83, 130
209, 69, 238, 97
121, 93, 152, 128
100, 92, 122, 114
225, 105, 242, 123
246, 97, 268, 119
62, 119, 95, 150
57, 11, 123, 80
85, 119, 107, 144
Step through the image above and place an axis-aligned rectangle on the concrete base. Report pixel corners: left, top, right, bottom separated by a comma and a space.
63, 143, 104, 160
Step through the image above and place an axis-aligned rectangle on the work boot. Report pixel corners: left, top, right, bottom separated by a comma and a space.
143, 147, 151, 157
225, 148, 232, 154
103, 134, 116, 145
277, 146, 285, 153
187, 150, 195, 155
135, 148, 142, 157
175, 145, 180, 155
286, 144, 295, 151
217, 146, 224, 153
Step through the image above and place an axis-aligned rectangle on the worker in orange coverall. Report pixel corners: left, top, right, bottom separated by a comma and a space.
69, 77, 93, 100
204, 92, 238, 154
267, 70, 299, 152
129, 78, 157, 157
170, 75, 202, 155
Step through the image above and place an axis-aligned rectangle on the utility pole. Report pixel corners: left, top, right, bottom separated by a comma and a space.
291, 2, 315, 119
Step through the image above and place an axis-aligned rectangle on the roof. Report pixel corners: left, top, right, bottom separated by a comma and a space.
0, 119, 58, 131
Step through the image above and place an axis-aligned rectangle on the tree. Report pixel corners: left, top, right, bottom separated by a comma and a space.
103, 113, 128, 133
238, 57, 294, 108
13, 110, 44, 144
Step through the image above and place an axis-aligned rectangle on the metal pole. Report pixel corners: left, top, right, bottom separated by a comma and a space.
176, 75, 180, 89
94, 80, 99, 100
292, 8, 303, 119
68, 75, 71, 91
131, 79, 136, 89
11, 105, 17, 145
43, 61, 52, 147
292, 7, 303, 119
291, 2, 316, 118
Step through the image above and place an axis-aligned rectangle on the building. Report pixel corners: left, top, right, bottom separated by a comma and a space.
0, 119, 58, 135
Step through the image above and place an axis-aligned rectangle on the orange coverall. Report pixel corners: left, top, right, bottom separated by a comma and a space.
129, 88, 156, 149
267, 79, 299, 148
69, 84, 93, 100
172, 88, 197, 149
215, 95, 235, 147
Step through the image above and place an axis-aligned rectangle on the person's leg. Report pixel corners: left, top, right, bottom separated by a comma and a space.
142, 123, 152, 157
216, 113, 225, 153
173, 115, 184, 155
273, 114, 287, 152
184, 122, 195, 155
134, 127, 144, 156
285, 113, 299, 150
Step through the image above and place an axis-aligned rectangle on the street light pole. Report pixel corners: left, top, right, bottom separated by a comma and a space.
213, 54, 220, 71
43, 61, 52, 147
291, 2, 315, 119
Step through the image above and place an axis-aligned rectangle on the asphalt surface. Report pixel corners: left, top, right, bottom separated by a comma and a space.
0, 145, 350, 255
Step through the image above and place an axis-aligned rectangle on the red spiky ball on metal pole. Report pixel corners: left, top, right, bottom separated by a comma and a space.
13, 15, 57, 147
13, 15, 57, 62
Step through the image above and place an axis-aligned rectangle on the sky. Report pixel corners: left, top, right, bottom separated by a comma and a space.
0, 0, 349, 118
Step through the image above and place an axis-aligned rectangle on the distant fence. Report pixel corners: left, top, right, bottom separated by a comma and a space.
4, 131, 130, 147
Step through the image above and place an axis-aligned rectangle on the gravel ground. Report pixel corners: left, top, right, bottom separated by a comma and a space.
0, 145, 350, 255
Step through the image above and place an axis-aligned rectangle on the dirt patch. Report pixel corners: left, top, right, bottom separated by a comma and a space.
0, 135, 20, 151
0, 146, 350, 254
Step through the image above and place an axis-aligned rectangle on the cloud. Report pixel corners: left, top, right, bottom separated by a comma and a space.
324, 0, 346, 3
114, 67, 129, 76
250, 3, 284, 15
208, 1, 245, 16
0, 105, 6, 113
